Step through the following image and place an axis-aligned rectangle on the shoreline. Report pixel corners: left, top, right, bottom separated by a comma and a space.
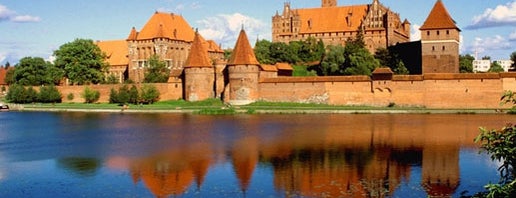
13, 106, 505, 114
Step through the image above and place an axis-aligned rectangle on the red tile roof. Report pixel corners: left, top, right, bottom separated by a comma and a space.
297, 5, 368, 33
185, 32, 213, 68
0, 67, 9, 85
420, 0, 459, 30
228, 29, 259, 65
96, 40, 129, 66
137, 12, 195, 41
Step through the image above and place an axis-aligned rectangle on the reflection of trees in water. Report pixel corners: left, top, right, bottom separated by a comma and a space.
56, 157, 101, 177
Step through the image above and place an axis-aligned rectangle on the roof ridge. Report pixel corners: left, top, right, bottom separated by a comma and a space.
228, 29, 259, 65
185, 32, 213, 68
420, 0, 459, 30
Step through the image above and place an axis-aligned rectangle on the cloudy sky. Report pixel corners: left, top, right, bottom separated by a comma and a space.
0, 0, 515, 65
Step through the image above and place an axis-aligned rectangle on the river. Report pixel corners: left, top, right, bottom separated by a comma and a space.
0, 112, 512, 197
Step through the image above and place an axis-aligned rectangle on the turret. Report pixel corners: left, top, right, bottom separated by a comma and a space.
226, 28, 261, 105
184, 31, 215, 101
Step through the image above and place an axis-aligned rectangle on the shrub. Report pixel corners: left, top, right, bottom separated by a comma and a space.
108, 88, 118, 104
38, 85, 62, 103
26, 87, 38, 103
82, 87, 100, 103
5, 84, 27, 103
140, 84, 160, 104
67, 93, 74, 101
128, 85, 139, 104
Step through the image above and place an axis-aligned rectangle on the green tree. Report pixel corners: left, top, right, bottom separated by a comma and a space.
488, 62, 504, 73
374, 48, 409, 74
298, 37, 325, 63
140, 84, 160, 104
4, 67, 15, 85
82, 87, 100, 103
108, 88, 119, 104
482, 56, 491, 60
510, 51, 516, 71
105, 74, 119, 84
320, 45, 346, 75
341, 34, 379, 76
13, 57, 63, 86
5, 84, 27, 103
254, 39, 274, 64
269, 42, 298, 64
38, 85, 62, 103
128, 85, 139, 104
459, 54, 475, 73
54, 38, 107, 85
143, 55, 170, 83
223, 49, 232, 60
475, 90, 516, 197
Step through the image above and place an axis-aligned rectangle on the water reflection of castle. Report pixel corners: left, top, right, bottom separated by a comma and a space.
103, 114, 484, 197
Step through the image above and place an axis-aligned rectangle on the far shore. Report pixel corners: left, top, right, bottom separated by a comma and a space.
5, 103, 509, 114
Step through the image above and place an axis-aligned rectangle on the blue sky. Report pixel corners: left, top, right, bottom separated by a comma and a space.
0, 0, 515, 65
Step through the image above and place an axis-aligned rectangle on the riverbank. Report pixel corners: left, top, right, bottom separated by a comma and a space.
6, 101, 507, 114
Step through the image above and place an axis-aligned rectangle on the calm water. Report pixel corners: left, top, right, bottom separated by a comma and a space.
0, 112, 512, 197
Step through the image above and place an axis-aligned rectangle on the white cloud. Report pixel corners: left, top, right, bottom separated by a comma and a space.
0, 4, 40, 23
196, 13, 269, 49
157, 1, 201, 13
0, 52, 6, 64
466, 1, 516, 29
410, 24, 421, 41
469, 35, 511, 55
10, 15, 40, 23
509, 30, 516, 41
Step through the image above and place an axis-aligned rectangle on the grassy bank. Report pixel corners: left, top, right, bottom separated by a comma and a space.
9, 98, 506, 114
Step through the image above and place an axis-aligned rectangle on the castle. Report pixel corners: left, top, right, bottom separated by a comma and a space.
81, 0, 515, 108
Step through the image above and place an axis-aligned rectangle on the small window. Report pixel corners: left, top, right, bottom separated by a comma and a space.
427, 31, 430, 36
446, 30, 450, 35
432, 46, 435, 51
437, 30, 440, 35
442, 46, 445, 51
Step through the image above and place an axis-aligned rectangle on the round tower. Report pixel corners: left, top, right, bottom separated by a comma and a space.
184, 32, 215, 102
227, 29, 261, 105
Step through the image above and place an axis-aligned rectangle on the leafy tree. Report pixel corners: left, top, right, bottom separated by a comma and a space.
143, 55, 170, 83
254, 39, 274, 64
25, 87, 38, 103
510, 51, 516, 71
320, 45, 346, 75
474, 90, 516, 197
4, 67, 15, 85
343, 47, 379, 76
128, 85, 139, 104
482, 56, 491, 60
488, 62, 504, 73
82, 87, 100, 103
140, 84, 160, 104
13, 57, 63, 86
5, 61, 10, 68
38, 85, 62, 103
459, 54, 475, 73
105, 74, 119, 84
109, 88, 118, 104
5, 84, 27, 103
270, 42, 298, 64
223, 49, 232, 60
54, 38, 107, 85
297, 37, 325, 63
374, 48, 409, 74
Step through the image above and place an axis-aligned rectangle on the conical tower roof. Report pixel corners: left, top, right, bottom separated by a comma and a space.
228, 28, 259, 65
420, 0, 460, 31
126, 27, 138, 41
185, 32, 213, 68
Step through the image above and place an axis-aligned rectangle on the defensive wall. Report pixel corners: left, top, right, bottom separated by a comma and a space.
35, 73, 516, 109
259, 73, 516, 109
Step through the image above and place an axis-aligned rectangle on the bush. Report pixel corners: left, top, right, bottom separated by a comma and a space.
5, 84, 27, 103
38, 85, 62, 103
26, 87, 38, 103
140, 84, 160, 104
67, 93, 74, 101
128, 85, 139, 104
82, 87, 100, 103
109, 88, 118, 104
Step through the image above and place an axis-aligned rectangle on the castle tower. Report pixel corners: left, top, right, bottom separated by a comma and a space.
227, 28, 261, 105
420, 0, 461, 74
322, 0, 337, 7
184, 32, 215, 102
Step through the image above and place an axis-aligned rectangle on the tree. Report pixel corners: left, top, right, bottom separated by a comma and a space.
374, 48, 409, 74
269, 42, 298, 64
13, 57, 63, 86
482, 56, 491, 60
320, 45, 346, 75
474, 90, 516, 197
128, 85, 139, 104
38, 85, 62, 103
5, 84, 28, 103
254, 39, 274, 64
488, 61, 504, 73
54, 38, 107, 85
459, 54, 475, 73
510, 51, 516, 71
140, 84, 160, 104
298, 37, 325, 63
341, 34, 379, 76
4, 67, 15, 85
82, 87, 100, 103
143, 55, 170, 83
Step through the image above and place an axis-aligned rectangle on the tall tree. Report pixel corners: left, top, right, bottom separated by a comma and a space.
13, 57, 63, 86
459, 54, 475, 73
143, 54, 170, 83
374, 48, 409, 74
254, 39, 274, 64
488, 61, 504, 73
54, 38, 107, 85
319, 45, 346, 75
510, 51, 516, 71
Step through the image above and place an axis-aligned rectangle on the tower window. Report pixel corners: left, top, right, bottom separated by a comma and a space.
432, 46, 435, 51
437, 30, 440, 35
442, 46, 445, 51
446, 30, 450, 35
427, 31, 430, 36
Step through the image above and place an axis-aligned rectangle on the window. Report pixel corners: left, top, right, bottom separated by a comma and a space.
432, 46, 435, 51
446, 30, 450, 35
427, 31, 430, 36
437, 30, 440, 35
442, 46, 445, 51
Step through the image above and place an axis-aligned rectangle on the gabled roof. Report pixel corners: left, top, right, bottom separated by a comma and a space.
296, 5, 369, 33
276, 63, 293, 71
420, 0, 459, 30
205, 40, 223, 53
260, 64, 278, 72
185, 32, 213, 68
228, 29, 259, 65
137, 12, 195, 41
96, 40, 129, 66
